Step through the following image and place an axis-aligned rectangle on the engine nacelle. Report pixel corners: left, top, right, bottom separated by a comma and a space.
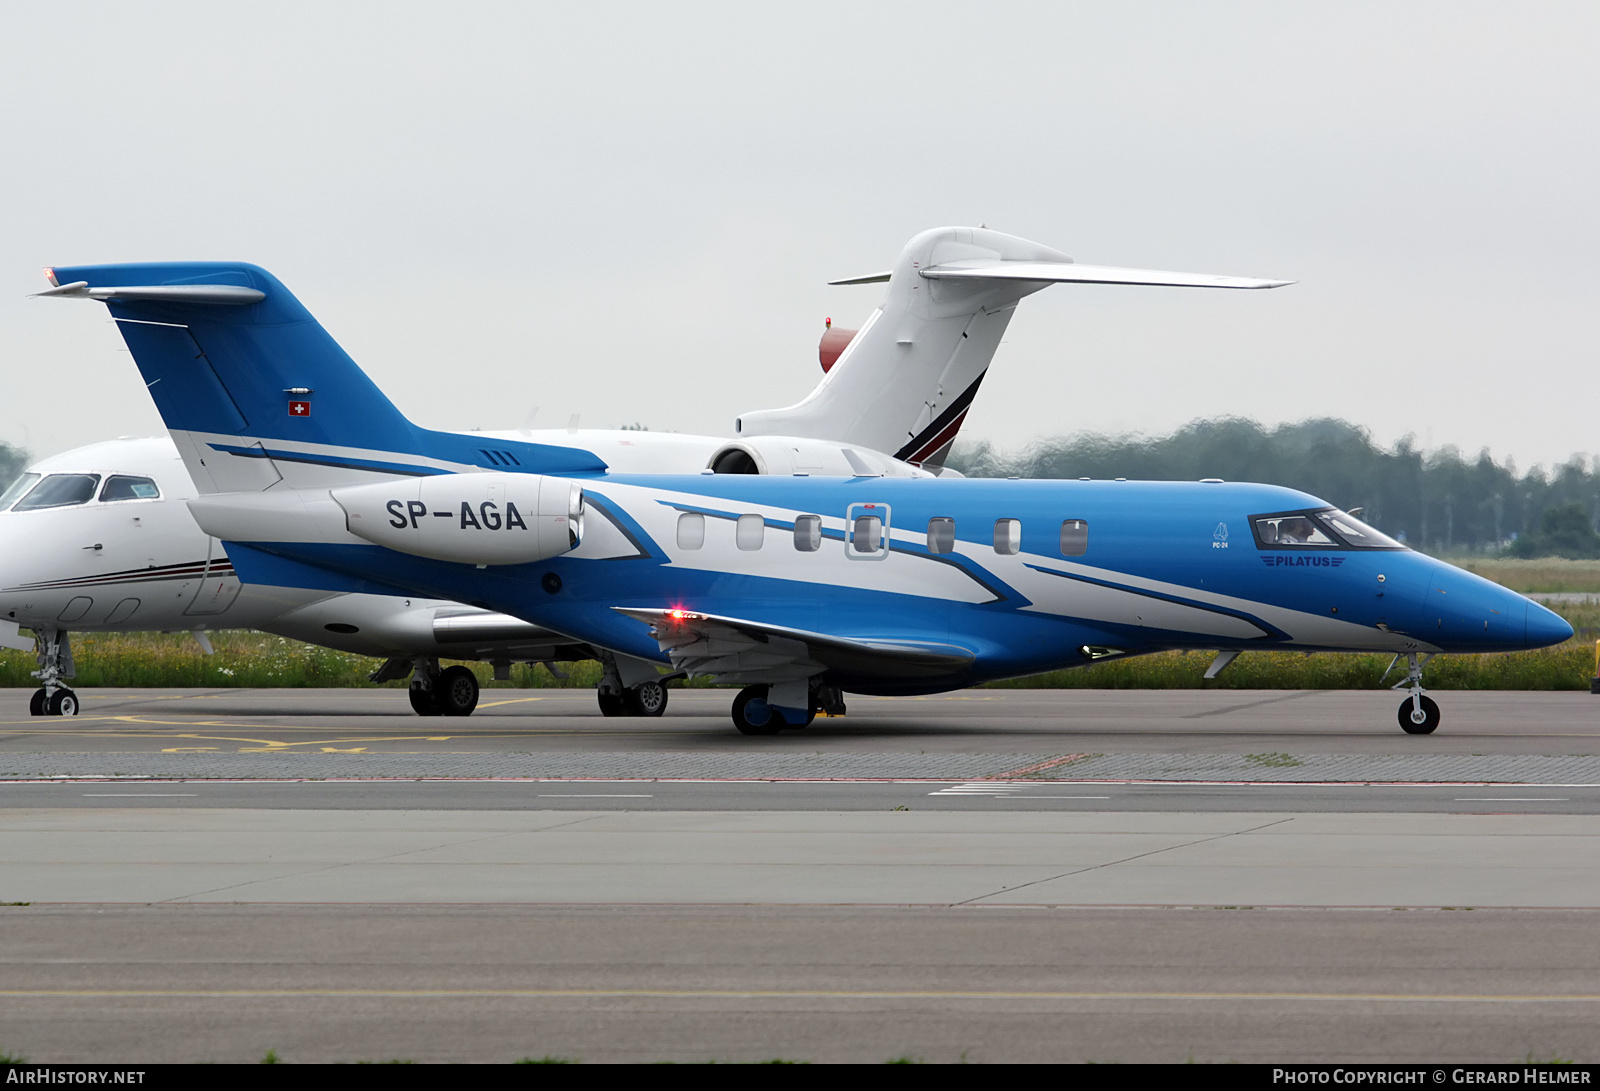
331, 473, 582, 565
707, 436, 934, 478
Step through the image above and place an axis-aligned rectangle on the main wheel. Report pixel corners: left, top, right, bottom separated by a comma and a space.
436, 665, 480, 717
28, 688, 46, 716
597, 690, 626, 717
409, 680, 442, 716
732, 684, 781, 736
625, 680, 668, 718
1398, 694, 1440, 735
47, 688, 78, 717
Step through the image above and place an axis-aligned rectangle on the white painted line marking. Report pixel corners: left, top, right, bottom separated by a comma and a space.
1454, 797, 1569, 802
82, 793, 198, 797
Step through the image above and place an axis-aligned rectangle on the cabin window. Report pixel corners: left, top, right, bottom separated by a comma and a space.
845, 502, 890, 559
99, 476, 160, 502
794, 514, 822, 552
0, 473, 40, 511
676, 511, 705, 550
736, 513, 765, 551
853, 516, 881, 552
1060, 519, 1088, 557
12, 474, 101, 512
994, 518, 1021, 555
927, 517, 955, 554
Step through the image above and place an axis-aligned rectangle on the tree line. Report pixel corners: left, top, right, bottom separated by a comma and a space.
948, 417, 1600, 558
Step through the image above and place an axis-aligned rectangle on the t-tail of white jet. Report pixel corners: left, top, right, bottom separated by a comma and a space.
734, 226, 1291, 471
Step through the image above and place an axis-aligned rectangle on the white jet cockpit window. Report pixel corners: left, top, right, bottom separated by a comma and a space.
0, 473, 40, 511
994, 518, 1022, 555
1320, 508, 1405, 550
676, 512, 705, 550
99, 476, 160, 502
1060, 519, 1088, 557
12, 474, 101, 512
736, 513, 765, 551
794, 514, 822, 552
927, 517, 955, 554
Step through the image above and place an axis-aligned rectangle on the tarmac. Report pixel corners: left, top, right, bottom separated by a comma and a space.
6, 686, 1600, 1062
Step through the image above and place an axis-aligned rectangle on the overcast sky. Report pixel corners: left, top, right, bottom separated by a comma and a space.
3, 2, 1595, 472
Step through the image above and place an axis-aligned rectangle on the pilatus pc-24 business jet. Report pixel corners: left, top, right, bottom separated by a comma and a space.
45, 230, 1560, 735
19, 228, 1285, 718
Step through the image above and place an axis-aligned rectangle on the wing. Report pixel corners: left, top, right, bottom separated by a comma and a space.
613, 607, 975, 683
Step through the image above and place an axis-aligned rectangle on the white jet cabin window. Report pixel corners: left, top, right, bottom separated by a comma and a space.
794, 514, 822, 552
676, 512, 705, 550
736, 513, 765, 551
0, 473, 40, 511
845, 503, 890, 560
994, 518, 1022, 555
99, 476, 160, 502
1060, 519, 1088, 557
927, 517, 955, 554
12, 474, 101, 512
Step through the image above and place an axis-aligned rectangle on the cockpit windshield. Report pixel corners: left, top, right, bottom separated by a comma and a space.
0, 473, 39, 511
1318, 508, 1404, 550
11, 474, 102, 512
99, 475, 160, 502
1251, 507, 1406, 551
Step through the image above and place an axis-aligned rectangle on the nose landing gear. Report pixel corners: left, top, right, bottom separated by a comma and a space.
28, 628, 77, 717
1389, 652, 1439, 734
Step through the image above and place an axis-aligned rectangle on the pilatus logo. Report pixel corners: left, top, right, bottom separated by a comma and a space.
1212, 522, 1229, 549
1261, 555, 1345, 567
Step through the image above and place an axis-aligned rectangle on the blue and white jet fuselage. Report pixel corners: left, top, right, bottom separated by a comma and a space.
207, 470, 1568, 697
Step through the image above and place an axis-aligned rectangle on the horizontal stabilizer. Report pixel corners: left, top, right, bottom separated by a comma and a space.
615, 606, 974, 681
33, 282, 266, 304
827, 271, 893, 286
921, 260, 1292, 289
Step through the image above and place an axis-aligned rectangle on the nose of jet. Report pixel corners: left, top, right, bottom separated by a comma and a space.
1525, 598, 1574, 649
1426, 562, 1573, 652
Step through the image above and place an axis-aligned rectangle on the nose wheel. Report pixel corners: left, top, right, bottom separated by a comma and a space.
1388, 652, 1440, 734
1398, 694, 1440, 734
29, 686, 78, 717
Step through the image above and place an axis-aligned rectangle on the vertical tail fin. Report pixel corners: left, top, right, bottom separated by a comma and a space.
42, 262, 606, 491
734, 227, 1290, 471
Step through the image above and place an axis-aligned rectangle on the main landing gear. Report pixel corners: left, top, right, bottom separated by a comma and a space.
595, 651, 670, 718
597, 679, 669, 718
730, 682, 844, 736
28, 628, 77, 717
1389, 652, 1440, 735
405, 658, 480, 717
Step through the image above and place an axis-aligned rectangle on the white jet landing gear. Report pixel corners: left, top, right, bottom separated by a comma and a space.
29, 628, 78, 717
596, 652, 669, 718
406, 658, 480, 717
1390, 652, 1440, 734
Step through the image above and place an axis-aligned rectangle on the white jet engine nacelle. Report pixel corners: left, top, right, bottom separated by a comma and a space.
331, 473, 583, 566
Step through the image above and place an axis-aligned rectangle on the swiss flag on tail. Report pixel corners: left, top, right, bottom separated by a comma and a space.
288, 399, 311, 417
